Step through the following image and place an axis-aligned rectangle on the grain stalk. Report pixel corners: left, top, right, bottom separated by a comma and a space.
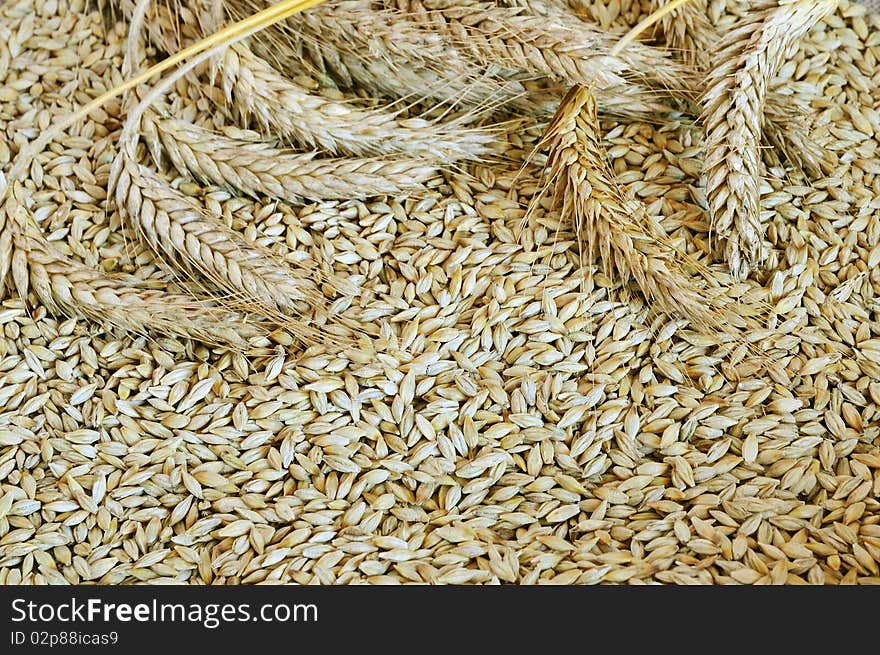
149, 116, 436, 202
533, 85, 738, 330
115, 0, 353, 346
702, 0, 838, 280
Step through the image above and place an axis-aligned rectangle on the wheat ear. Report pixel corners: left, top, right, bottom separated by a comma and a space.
1, 177, 260, 348
115, 6, 349, 345
230, 0, 678, 122
536, 85, 725, 327
651, 0, 714, 71
227, 0, 529, 113
220, 41, 497, 159
117, 0, 497, 160
515, 0, 702, 102
114, 148, 328, 312
121, 0, 499, 160
150, 116, 435, 202
650, 0, 830, 179
394, 0, 701, 105
702, 0, 838, 280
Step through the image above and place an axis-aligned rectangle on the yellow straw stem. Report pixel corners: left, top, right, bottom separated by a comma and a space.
609, 0, 697, 58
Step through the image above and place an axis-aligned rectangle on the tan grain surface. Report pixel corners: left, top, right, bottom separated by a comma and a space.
1, 0, 880, 585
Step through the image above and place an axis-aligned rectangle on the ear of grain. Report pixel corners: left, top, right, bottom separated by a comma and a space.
651, 0, 714, 71
533, 85, 754, 333
653, 0, 832, 179
111, 0, 355, 346
702, 0, 839, 280
116, 123, 352, 348
390, 0, 697, 112
117, 0, 498, 161
227, 0, 530, 113
151, 116, 435, 202
4, 183, 260, 348
220, 41, 498, 159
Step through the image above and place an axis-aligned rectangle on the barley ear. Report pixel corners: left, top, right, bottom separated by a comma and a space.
701, 0, 838, 280
534, 85, 758, 335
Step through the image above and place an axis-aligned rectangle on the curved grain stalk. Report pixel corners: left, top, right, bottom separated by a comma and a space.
702, 0, 838, 280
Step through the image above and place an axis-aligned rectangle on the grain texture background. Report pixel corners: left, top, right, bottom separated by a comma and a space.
2, 0, 880, 585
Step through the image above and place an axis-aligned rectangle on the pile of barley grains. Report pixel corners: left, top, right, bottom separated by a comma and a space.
2, 0, 880, 585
